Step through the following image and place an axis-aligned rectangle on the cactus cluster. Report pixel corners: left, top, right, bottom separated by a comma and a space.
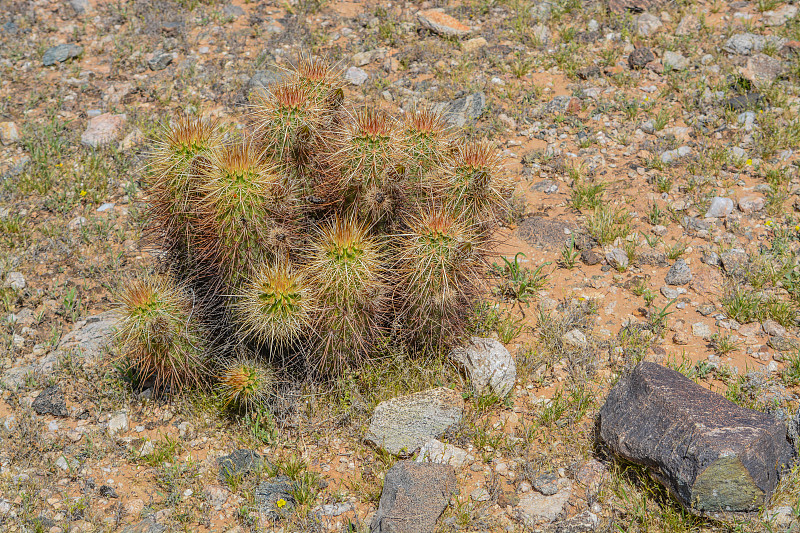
115, 56, 511, 406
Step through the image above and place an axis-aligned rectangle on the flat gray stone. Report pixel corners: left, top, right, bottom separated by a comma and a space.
599, 362, 794, 513
433, 92, 485, 127
450, 337, 516, 397
147, 50, 173, 71
365, 387, 464, 455
42, 43, 82, 66
663, 50, 689, 70
345, 66, 368, 86
723, 33, 786, 56
255, 476, 295, 519
516, 216, 577, 249
416, 439, 469, 467
37, 310, 118, 374
371, 461, 457, 533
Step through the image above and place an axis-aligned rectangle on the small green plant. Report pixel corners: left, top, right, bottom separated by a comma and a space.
666, 241, 687, 260
646, 204, 664, 226
492, 253, 550, 305
560, 235, 580, 269
782, 350, 800, 387
711, 332, 740, 356
571, 180, 605, 211
586, 205, 630, 244
139, 435, 182, 467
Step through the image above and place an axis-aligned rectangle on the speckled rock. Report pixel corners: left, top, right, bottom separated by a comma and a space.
366, 387, 464, 455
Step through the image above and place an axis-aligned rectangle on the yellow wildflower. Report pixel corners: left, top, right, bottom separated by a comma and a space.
276, 498, 287, 508
80, 190, 87, 197
745, 158, 752, 165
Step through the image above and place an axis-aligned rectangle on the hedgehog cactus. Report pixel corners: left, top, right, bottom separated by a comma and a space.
117, 56, 511, 396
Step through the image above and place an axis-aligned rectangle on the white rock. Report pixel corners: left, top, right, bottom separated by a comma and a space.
108, 412, 128, 436
451, 337, 516, 398
562, 328, 588, 349
0, 122, 19, 145
704, 197, 734, 218
692, 322, 712, 339
56, 456, 69, 471
3, 272, 25, 291
416, 439, 469, 467
516, 482, 572, 525
344, 66, 368, 86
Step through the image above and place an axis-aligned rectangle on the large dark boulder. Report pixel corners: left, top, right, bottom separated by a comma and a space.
371, 461, 457, 533
599, 362, 794, 513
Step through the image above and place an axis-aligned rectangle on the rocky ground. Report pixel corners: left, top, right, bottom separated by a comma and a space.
1, 0, 800, 531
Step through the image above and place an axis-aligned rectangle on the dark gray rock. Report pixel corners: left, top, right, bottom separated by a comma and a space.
665, 259, 692, 286
433, 92, 485, 127
366, 387, 464, 455
723, 92, 762, 111
554, 511, 600, 532
218, 449, 263, 482
628, 47, 654, 69
599, 362, 794, 513
99, 485, 118, 498
147, 50, 173, 71
581, 248, 603, 266
371, 461, 457, 533
255, 476, 295, 519
32, 386, 68, 417
531, 471, 559, 496
42, 44, 82, 66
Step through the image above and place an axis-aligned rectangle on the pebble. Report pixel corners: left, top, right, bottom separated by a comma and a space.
704, 197, 734, 218
344, 66, 368, 86
42, 44, 83, 66
3, 272, 25, 291
692, 322, 712, 339
0, 122, 19, 145
663, 50, 689, 70
107, 412, 128, 436
81, 113, 126, 148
